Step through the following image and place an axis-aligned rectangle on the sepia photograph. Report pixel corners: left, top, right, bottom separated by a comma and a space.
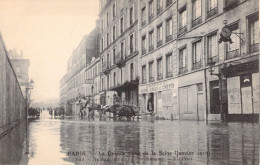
0, 0, 259, 164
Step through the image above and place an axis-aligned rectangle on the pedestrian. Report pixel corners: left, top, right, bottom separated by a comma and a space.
147, 94, 154, 114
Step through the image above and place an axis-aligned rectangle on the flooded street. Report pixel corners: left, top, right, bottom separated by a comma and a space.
0, 111, 259, 165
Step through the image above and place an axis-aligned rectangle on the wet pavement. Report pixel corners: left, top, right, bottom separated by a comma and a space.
0, 111, 259, 165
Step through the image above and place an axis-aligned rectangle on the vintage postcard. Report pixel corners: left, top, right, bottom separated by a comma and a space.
0, 0, 259, 164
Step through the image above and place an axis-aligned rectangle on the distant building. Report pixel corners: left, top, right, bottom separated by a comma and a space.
59, 23, 100, 115
8, 48, 30, 97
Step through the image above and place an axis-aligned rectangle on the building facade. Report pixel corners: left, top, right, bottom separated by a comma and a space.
138, 0, 178, 119
59, 25, 100, 115
176, 0, 259, 121
99, 0, 139, 106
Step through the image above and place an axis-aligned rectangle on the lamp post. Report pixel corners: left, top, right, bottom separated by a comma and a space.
26, 79, 34, 118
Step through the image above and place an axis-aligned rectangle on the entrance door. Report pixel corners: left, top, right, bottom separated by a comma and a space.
197, 93, 204, 120
210, 81, 220, 114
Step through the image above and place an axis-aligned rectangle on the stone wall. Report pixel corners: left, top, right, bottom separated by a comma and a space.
0, 33, 26, 135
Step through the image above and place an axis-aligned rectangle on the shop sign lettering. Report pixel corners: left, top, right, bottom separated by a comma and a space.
140, 80, 176, 94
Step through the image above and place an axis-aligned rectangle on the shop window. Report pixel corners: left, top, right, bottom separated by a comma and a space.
248, 14, 259, 53
225, 23, 240, 60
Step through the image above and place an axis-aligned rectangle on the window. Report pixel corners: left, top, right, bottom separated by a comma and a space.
114, 72, 116, 86
113, 25, 116, 41
149, 0, 154, 21
192, 0, 202, 27
149, 61, 154, 82
224, 0, 239, 11
157, 24, 163, 47
142, 35, 146, 55
207, 33, 218, 63
248, 15, 259, 53
130, 63, 134, 80
107, 53, 110, 67
166, 0, 173, 7
179, 47, 187, 74
112, 3, 116, 18
113, 48, 116, 65
157, 0, 163, 15
149, 30, 154, 51
107, 75, 110, 89
179, 6, 187, 34
121, 41, 124, 59
226, 23, 240, 60
101, 38, 104, 51
130, 34, 134, 54
130, 6, 134, 25
166, 53, 173, 78
157, 58, 163, 80
141, 7, 146, 26
142, 65, 147, 84
101, 19, 104, 31
107, 33, 109, 47
207, 0, 218, 19
192, 41, 202, 70
120, 17, 124, 34
106, 12, 109, 25
166, 17, 173, 42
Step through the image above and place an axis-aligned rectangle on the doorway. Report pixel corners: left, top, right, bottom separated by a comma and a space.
210, 81, 220, 114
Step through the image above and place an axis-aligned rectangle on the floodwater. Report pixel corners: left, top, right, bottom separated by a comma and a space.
0, 111, 259, 165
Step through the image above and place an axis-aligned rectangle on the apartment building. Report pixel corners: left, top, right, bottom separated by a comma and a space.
176, 0, 259, 121
138, 0, 179, 119
99, 0, 139, 106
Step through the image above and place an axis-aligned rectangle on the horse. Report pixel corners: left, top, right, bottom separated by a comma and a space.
106, 104, 139, 120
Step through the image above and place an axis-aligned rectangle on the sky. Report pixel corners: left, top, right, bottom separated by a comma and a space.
0, 0, 99, 102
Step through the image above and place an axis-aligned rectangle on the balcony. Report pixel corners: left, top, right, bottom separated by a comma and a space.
115, 52, 125, 69
142, 79, 147, 84
179, 67, 188, 75
157, 7, 163, 15
224, 0, 239, 11
192, 61, 202, 70
149, 45, 154, 52
142, 20, 146, 27
149, 14, 154, 22
178, 26, 187, 35
142, 49, 147, 55
250, 43, 259, 54
166, 35, 173, 43
157, 74, 163, 80
157, 40, 163, 47
226, 49, 240, 60
149, 77, 155, 82
166, 72, 173, 78
207, 7, 218, 19
192, 17, 202, 27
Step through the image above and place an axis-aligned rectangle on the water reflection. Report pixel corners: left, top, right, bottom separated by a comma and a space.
0, 111, 258, 165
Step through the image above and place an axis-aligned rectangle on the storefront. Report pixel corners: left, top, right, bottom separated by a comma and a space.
222, 60, 259, 121
139, 78, 178, 119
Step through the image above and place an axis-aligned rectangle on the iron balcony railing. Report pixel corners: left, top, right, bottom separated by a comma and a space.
178, 26, 187, 35
149, 77, 155, 82
250, 43, 259, 53
149, 45, 154, 52
166, 35, 173, 43
207, 7, 218, 19
192, 17, 202, 27
179, 67, 188, 75
157, 40, 163, 47
192, 61, 202, 70
226, 49, 240, 60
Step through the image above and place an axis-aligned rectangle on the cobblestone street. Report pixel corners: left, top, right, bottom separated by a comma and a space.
0, 111, 258, 165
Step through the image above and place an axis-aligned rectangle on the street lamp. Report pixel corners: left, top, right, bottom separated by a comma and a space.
26, 79, 34, 118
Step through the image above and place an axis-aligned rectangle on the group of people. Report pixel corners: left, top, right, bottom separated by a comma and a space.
76, 96, 91, 118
